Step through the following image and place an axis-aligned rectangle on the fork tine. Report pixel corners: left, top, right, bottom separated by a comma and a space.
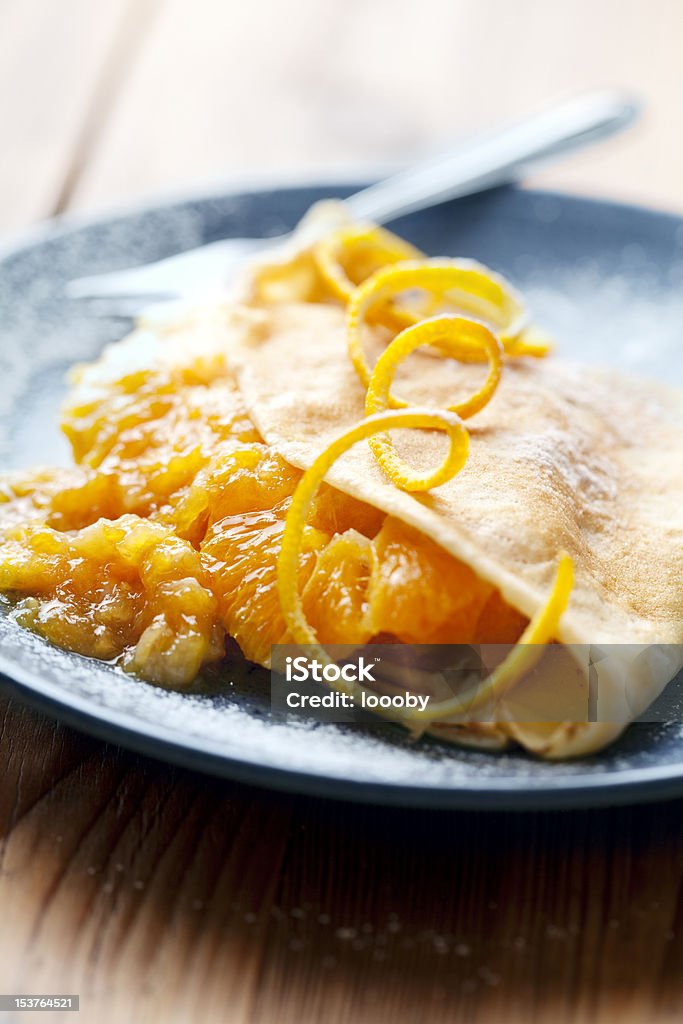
65, 235, 275, 301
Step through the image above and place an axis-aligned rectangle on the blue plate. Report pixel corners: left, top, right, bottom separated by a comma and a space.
1, 183, 682, 810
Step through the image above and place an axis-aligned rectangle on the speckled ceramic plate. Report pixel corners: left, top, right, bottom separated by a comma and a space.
1, 183, 682, 809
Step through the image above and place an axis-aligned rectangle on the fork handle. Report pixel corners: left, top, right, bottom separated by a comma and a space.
345, 91, 639, 224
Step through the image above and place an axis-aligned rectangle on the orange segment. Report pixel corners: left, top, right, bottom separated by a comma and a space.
301, 531, 374, 646
364, 517, 498, 644
202, 506, 377, 667
201, 504, 321, 666
309, 483, 385, 539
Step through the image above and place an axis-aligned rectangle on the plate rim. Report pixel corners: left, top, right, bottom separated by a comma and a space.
2, 661, 683, 811
1, 180, 683, 811
3, 176, 683, 266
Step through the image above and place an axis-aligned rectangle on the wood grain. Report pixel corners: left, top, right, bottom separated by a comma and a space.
0, 698, 681, 1024
0, 0, 152, 232
64, 0, 683, 215
1, 1, 683, 1021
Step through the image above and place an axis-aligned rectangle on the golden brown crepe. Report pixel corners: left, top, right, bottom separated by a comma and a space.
226, 299, 683, 755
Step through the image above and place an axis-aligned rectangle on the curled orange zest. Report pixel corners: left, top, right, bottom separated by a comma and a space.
313, 224, 423, 304
364, 314, 502, 487
347, 258, 535, 390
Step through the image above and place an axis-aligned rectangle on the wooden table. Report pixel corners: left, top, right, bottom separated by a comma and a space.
1, 2, 682, 1021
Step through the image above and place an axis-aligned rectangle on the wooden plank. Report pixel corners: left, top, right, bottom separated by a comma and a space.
0, 0, 156, 232
70, 0, 683, 214
0, 698, 680, 1023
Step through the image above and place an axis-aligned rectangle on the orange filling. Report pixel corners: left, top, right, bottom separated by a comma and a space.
0, 354, 526, 687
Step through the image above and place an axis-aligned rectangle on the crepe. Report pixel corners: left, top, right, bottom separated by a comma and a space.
227, 299, 683, 756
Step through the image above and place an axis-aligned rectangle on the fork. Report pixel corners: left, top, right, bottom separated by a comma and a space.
66, 91, 639, 315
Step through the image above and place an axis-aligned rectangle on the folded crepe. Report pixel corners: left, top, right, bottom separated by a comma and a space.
226, 298, 683, 755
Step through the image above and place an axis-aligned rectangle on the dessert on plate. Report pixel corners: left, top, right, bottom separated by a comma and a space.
1, 203, 681, 758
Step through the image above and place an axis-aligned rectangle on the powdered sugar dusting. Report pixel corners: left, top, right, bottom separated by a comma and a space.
519, 261, 683, 384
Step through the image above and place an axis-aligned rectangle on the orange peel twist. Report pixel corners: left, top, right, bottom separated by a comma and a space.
347, 259, 546, 389
313, 224, 423, 304
364, 314, 502, 488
